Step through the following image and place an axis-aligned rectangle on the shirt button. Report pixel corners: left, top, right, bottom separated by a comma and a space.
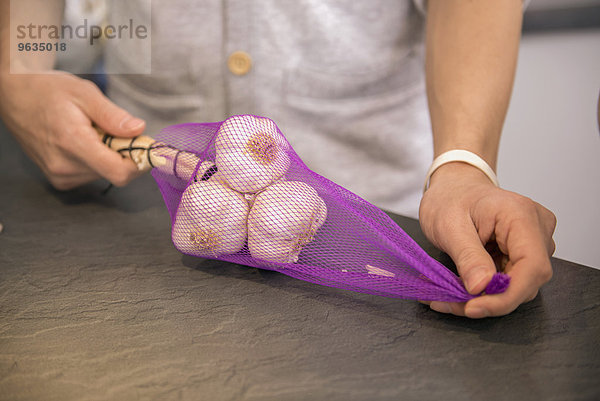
227, 51, 252, 76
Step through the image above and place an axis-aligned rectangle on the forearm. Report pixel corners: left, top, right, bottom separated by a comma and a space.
425, 0, 523, 169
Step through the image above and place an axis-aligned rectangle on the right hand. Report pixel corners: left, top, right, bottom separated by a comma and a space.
0, 71, 146, 190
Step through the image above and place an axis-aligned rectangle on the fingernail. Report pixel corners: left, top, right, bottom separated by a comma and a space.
466, 306, 489, 319
121, 117, 145, 131
430, 302, 451, 314
466, 267, 489, 294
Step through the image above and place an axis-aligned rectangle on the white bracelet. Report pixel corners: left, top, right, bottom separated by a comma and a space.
423, 149, 499, 192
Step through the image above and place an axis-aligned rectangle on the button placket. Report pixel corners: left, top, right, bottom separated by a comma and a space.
224, 0, 254, 115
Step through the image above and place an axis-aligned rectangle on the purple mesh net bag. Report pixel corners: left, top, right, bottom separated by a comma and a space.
150, 115, 509, 302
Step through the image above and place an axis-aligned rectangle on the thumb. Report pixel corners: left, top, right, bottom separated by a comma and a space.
441, 218, 496, 295
76, 80, 145, 137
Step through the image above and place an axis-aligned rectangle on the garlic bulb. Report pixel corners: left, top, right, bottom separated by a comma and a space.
215, 115, 290, 193
248, 181, 327, 263
172, 180, 249, 257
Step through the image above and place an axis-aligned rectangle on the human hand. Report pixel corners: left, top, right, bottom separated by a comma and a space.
0, 71, 146, 190
419, 162, 556, 318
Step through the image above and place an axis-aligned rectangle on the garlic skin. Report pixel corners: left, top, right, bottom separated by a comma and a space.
248, 181, 327, 263
172, 180, 249, 257
215, 115, 290, 193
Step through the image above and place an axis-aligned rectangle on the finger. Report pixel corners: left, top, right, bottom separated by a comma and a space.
74, 80, 145, 137
31, 129, 102, 190
429, 301, 466, 316
438, 215, 497, 294
463, 265, 542, 318
464, 220, 553, 318
485, 241, 508, 272
420, 299, 466, 316
48, 170, 101, 191
40, 154, 101, 190
71, 125, 142, 186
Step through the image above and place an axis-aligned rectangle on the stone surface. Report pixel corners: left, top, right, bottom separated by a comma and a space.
1, 122, 599, 401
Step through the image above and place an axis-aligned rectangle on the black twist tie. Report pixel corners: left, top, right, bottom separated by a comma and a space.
147, 143, 156, 168
200, 165, 218, 181
107, 134, 114, 149
128, 136, 138, 160
102, 183, 114, 195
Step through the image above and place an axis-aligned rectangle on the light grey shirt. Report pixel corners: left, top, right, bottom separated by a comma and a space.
106, 0, 432, 218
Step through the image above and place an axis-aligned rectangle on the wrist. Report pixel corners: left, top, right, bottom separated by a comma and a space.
428, 161, 498, 193
425, 150, 499, 191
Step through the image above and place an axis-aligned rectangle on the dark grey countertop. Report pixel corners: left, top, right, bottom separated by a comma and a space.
1, 121, 599, 401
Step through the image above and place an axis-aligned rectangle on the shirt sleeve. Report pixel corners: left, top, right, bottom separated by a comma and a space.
412, 0, 532, 17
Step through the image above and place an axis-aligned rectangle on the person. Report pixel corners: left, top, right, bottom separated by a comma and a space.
0, 0, 556, 318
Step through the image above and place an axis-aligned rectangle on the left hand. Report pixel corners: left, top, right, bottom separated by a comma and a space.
419, 162, 556, 318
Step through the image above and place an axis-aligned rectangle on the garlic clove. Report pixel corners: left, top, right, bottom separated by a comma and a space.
215, 115, 289, 152
248, 181, 327, 263
172, 180, 249, 257
250, 181, 327, 235
215, 115, 290, 193
247, 233, 300, 263
151, 145, 202, 181
216, 150, 289, 193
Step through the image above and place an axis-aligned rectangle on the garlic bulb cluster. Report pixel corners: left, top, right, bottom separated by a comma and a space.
173, 115, 326, 263
172, 180, 249, 257
248, 181, 327, 263
215, 115, 290, 193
